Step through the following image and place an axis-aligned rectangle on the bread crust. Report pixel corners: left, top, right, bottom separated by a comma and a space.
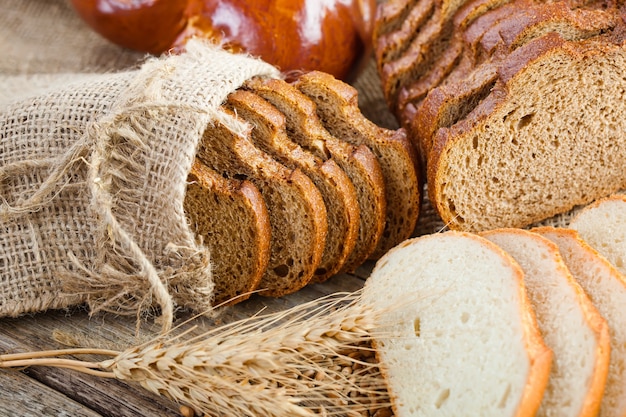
294, 71, 422, 258
226, 89, 359, 282
185, 160, 271, 306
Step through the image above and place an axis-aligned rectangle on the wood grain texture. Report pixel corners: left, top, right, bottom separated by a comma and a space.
0, 273, 369, 417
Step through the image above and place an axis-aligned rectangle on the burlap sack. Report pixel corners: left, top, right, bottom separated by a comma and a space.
0, 0, 279, 329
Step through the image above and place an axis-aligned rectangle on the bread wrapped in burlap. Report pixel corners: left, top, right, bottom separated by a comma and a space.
0, 39, 279, 329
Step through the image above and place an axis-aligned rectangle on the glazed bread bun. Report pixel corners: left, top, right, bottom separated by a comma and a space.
70, 0, 376, 81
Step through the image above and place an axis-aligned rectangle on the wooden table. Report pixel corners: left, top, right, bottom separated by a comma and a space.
0, 262, 376, 417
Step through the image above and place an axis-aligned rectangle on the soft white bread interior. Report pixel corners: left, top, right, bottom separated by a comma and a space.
482, 228, 610, 417
535, 226, 626, 417
362, 231, 551, 417
569, 194, 626, 276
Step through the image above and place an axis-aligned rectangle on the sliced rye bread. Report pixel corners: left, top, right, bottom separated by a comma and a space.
378, 0, 479, 110
184, 159, 270, 306
362, 231, 552, 417
396, 0, 515, 129
535, 226, 626, 417
243, 76, 387, 269
375, 0, 436, 72
410, 2, 617, 168
224, 89, 359, 282
195, 109, 327, 296
428, 31, 626, 231
374, 0, 423, 42
569, 194, 626, 276
293, 71, 422, 258
482, 228, 610, 417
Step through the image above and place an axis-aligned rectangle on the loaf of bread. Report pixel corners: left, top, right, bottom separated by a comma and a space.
535, 226, 626, 417
224, 89, 359, 282
363, 231, 552, 416
483, 228, 609, 417
293, 71, 422, 258
180, 72, 421, 302
374, 0, 626, 232
195, 109, 327, 297
243, 76, 388, 268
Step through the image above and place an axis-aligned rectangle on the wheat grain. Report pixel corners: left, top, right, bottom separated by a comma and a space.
0, 291, 394, 416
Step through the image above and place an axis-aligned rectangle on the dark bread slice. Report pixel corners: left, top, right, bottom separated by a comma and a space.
375, 0, 436, 71
396, 0, 516, 130
428, 32, 626, 232
196, 109, 327, 296
225, 90, 359, 282
412, 3, 618, 170
184, 159, 270, 306
244, 76, 386, 271
374, 0, 424, 41
379, 0, 479, 109
294, 71, 422, 258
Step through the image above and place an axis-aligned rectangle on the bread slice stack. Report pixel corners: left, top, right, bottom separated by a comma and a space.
365, 194, 626, 416
373, 0, 626, 232
183, 73, 421, 304
482, 228, 610, 417
363, 231, 552, 416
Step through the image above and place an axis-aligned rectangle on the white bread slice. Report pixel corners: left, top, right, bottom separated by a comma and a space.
482, 228, 610, 417
535, 226, 626, 417
569, 194, 626, 276
362, 231, 551, 417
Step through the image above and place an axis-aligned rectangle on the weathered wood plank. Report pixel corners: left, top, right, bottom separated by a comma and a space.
0, 272, 370, 416
0, 369, 102, 417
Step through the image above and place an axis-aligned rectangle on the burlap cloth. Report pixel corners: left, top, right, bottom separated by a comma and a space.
0, 0, 285, 330
0, 0, 588, 328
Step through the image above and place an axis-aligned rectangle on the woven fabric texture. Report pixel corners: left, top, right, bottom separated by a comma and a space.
0, 0, 279, 329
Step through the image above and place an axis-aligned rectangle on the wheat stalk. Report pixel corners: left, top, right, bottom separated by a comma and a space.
0, 291, 392, 417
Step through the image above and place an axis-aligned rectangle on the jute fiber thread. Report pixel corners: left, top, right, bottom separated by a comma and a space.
0, 38, 280, 331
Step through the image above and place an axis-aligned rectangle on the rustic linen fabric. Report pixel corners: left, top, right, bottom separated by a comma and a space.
0, 0, 279, 329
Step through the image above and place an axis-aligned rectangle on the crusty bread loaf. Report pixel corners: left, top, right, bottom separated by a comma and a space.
410, 2, 617, 169
184, 160, 270, 306
428, 32, 626, 231
224, 89, 359, 282
362, 231, 552, 417
195, 109, 327, 296
293, 71, 421, 258
483, 228, 610, 417
569, 194, 626, 276
243, 76, 387, 269
535, 226, 626, 417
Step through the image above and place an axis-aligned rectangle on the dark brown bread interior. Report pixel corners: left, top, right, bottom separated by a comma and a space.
195, 109, 327, 296
225, 89, 360, 282
294, 71, 422, 258
184, 159, 270, 306
244, 76, 387, 270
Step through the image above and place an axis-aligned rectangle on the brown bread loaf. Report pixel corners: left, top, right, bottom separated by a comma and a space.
195, 109, 327, 296
224, 89, 359, 282
294, 71, 422, 258
244, 76, 387, 269
428, 32, 626, 231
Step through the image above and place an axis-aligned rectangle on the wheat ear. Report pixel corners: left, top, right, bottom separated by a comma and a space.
0, 291, 392, 416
